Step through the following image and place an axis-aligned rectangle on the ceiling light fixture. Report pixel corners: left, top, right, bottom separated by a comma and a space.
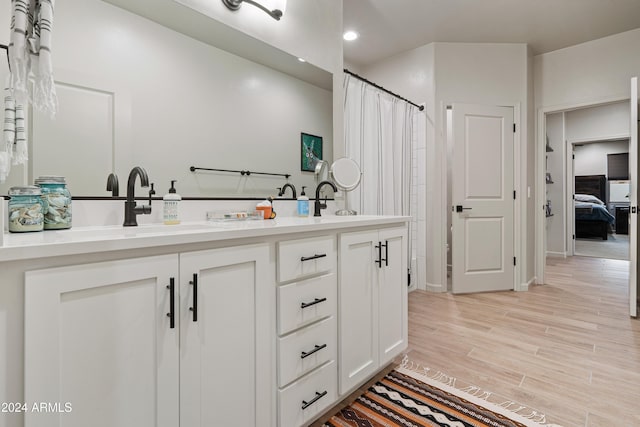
343, 31, 359, 41
222, 0, 286, 21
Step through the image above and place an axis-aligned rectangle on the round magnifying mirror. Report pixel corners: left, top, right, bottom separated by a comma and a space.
330, 157, 361, 215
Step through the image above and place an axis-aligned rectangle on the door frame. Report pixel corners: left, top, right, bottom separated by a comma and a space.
535, 95, 631, 285
443, 102, 522, 292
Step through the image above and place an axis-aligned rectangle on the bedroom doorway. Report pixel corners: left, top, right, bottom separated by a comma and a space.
571, 141, 630, 261
538, 79, 640, 318
544, 102, 632, 262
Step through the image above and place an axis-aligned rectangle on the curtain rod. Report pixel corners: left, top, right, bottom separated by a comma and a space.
344, 68, 424, 111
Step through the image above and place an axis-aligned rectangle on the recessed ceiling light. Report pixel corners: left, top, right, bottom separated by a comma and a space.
298, 57, 306, 63
343, 31, 359, 41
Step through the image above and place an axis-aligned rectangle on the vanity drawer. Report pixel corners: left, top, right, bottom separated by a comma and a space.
277, 236, 335, 283
278, 360, 337, 427
278, 273, 336, 335
278, 316, 336, 387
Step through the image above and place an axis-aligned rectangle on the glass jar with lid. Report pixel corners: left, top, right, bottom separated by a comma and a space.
8, 186, 45, 233
35, 176, 72, 230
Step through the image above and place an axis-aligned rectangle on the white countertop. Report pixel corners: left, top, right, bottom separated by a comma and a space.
0, 215, 410, 262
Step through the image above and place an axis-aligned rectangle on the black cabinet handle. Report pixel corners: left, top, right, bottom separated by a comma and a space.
375, 241, 388, 268
189, 273, 198, 322
301, 390, 327, 410
301, 297, 327, 309
300, 344, 327, 359
166, 278, 175, 329
382, 240, 388, 266
300, 253, 327, 262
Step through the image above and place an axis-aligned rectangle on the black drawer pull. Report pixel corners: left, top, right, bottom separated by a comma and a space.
189, 273, 198, 322
301, 253, 327, 262
166, 278, 175, 329
301, 344, 327, 359
301, 390, 327, 410
301, 297, 327, 309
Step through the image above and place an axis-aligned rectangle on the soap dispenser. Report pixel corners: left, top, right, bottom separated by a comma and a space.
163, 180, 181, 225
297, 186, 309, 217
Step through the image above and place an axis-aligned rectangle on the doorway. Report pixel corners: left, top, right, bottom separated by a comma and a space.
540, 99, 634, 313
546, 105, 632, 261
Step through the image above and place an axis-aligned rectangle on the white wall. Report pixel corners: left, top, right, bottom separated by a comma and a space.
534, 28, 640, 109
574, 140, 629, 176
534, 27, 640, 284
0, 0, 336, 197
174, 0, 342, 75
545, 113, 565, 255
434, 42, 531, 289
363, 42, 531, 291
565, 101, 630, 143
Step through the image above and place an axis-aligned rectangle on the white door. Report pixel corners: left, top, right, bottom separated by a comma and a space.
179, 244, 274, 427
24, 255, 180, 427
630, 77, 639, 317
452, 104, 515, 293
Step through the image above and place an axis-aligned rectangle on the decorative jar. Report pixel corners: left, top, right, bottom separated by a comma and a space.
35, 176, 72, 229
8, 186, 45, 233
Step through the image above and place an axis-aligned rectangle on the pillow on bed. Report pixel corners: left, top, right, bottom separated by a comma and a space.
575, 194, 605, 205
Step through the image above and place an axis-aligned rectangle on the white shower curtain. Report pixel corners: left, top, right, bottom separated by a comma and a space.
344, 74, 416, 217
343, 74, 420, 280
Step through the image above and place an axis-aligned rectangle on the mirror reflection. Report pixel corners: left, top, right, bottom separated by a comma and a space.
0, 0, 333, 197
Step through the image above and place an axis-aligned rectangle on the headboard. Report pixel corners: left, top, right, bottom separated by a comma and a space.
575, 174, 607, 204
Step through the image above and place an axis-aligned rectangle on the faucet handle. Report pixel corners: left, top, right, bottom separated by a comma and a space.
148, 183, 155, 205
277, 187, 283, 196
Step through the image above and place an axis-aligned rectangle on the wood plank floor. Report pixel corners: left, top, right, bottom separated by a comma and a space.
406, 256, 640, 427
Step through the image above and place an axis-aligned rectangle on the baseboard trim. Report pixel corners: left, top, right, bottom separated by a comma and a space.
519, 277, 536, 291
426, 282, 444, 293
546, 251, 567, 258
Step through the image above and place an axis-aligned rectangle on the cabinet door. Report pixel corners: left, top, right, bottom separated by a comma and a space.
338, 230, 379, 394
180, 244, 274, 427
25, 255, 179, 427
378, 227, 408, 365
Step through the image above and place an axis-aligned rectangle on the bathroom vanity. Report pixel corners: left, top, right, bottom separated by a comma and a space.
0, 215, 408, 427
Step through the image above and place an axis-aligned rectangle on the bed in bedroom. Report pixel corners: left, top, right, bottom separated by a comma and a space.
574, 175, 615, 240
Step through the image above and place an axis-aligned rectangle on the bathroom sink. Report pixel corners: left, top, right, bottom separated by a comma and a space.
60, 223, 217, 238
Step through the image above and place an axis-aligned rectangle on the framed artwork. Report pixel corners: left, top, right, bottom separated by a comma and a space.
301, 132, 323, 172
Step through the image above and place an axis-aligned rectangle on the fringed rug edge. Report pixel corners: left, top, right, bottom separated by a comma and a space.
397, 355, 565, 427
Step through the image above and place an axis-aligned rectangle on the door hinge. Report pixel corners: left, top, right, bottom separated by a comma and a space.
513, 123, 516, 133
572, 194, 575, 200
513, 190, 516, 200
446, 105, 453, 110
572, 154, 575, 160
513, 257, 516, 266
573, 234, 575, 240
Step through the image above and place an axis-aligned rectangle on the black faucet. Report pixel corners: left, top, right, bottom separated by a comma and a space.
106, 173, 119, 197
314, 180, 338, 217
278, 183, 297, 199
123, 166, 152, 226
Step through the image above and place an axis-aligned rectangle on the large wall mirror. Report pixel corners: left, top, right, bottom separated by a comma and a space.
0, 0, 333, 198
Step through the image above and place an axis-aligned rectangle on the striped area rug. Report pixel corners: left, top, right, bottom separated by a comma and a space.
323, 359, 563, 427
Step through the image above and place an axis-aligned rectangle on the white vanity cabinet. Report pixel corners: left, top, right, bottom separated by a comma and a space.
11, 217, 409, 427
24, 254, 180, 427
24, 243, 273, 427
338, 227, 408, 394
179, 243, 274, 427
276, 236, 338, 427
